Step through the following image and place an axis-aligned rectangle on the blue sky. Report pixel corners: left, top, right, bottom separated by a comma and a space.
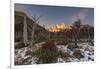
15, 3, 94, 28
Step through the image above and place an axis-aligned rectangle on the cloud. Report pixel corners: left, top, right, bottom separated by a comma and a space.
15, 4, 30, 14
70, 9, 88, 23
78, 9, 88, 20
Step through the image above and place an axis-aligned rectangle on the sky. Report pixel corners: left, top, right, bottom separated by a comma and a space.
15, 3, 94, 28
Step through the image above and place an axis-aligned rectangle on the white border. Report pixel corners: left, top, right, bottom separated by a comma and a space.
11, 0, 95, 69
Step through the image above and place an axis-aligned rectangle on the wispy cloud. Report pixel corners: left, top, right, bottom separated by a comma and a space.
78, 9, 88, 20
15, 4, 25, 12
70, 9, 89, 23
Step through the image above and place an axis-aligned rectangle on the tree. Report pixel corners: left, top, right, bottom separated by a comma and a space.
31, 15, 42, 47
71, 18, 81, 47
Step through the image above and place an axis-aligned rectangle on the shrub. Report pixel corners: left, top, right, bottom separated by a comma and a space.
35, 40, 58, 64
58, 51, 71, 61
15, 42, 26, 49
73, 49, 84, 59
67, 43, 79, 50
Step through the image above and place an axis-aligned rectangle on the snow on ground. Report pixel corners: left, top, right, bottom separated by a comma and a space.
15, 42, 94, 65
78, 42, 94, 61
57, 58, 66, 63
57, 42, 94, 62
57, 45, 68, 53
15, 47, 37, 65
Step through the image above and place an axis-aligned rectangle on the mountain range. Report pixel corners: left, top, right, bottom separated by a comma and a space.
46, 22, 72, 32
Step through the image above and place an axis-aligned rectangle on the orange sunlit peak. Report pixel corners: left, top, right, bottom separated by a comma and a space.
46, 22, 71, 32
